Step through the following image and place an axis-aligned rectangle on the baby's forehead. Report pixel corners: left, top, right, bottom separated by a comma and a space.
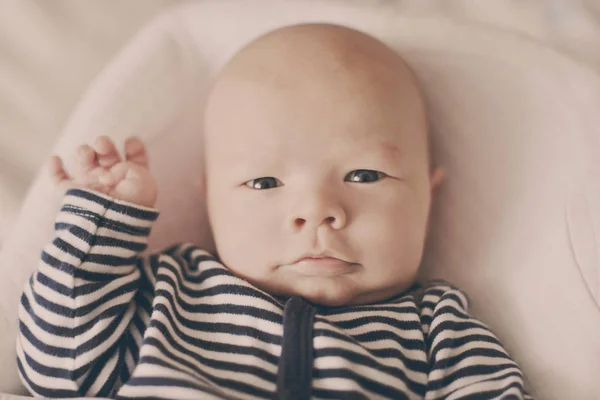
212, 113, 412, 172
207, 56, 423, 138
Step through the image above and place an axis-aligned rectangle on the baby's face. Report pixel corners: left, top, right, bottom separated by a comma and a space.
204, 24, 441, 306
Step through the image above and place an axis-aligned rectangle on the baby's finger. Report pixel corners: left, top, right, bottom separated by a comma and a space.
75, 144, 97, 175
93, 136, 122, 168
124, 136, 149, 168
48, 156, 71, 185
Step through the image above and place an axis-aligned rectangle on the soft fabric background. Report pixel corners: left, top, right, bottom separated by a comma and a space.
1, 0, 600, 249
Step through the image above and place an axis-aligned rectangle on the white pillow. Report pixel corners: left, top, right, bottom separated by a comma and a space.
1, 1, 599, 398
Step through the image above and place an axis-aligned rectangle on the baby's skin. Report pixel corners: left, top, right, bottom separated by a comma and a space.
204, 24, 445, 307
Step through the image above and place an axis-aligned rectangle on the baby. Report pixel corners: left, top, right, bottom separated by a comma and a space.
17, 24, 531, 399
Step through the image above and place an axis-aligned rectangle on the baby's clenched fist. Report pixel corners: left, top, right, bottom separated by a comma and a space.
50, 136, 158, 208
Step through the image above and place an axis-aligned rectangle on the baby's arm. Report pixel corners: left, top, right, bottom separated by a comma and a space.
16, 137, 159, 398
418, 282, 533, 400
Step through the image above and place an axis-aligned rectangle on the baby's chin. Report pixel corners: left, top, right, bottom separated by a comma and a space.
292, 285, 360, 307
260, 275, 401, 307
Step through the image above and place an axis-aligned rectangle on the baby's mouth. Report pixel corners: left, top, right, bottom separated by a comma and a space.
286, 257, 356, 277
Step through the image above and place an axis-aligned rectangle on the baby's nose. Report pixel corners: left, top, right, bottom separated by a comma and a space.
294, 215, 341, 230
288, 194, 347, 231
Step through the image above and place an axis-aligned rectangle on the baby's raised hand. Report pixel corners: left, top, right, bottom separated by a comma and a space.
50, 136, 158, 208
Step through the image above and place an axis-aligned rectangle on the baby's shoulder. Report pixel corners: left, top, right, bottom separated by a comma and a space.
406, 279, 471, 312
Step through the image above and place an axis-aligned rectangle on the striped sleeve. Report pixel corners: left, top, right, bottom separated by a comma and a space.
419, 282, 532, 400
16, 188, 159, 398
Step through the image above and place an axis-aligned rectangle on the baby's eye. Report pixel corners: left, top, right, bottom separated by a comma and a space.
244, 177, 283, 190
345, 169, 386, 183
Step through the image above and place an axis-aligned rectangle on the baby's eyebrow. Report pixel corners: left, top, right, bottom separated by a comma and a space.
361, 141, 401, 164
379, 141, 401, 161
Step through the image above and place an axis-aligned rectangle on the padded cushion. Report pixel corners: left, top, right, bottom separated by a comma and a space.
1, 1, 599, 398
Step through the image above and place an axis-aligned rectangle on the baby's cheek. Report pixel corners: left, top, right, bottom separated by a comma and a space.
217, 216, 279, 274
356, 209, 422, 279
354, 207, 408, 251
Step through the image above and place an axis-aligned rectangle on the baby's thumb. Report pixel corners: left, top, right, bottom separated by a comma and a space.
48, 156, 77, 193
48, 156, 69, 184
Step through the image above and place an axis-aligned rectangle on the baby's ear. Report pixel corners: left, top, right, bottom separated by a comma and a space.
430, 167, 445, 191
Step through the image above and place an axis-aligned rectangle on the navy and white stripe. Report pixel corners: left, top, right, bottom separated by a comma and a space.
17, 188, 532, 399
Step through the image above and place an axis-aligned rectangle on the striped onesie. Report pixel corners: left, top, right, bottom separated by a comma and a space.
17, 189, 532, 399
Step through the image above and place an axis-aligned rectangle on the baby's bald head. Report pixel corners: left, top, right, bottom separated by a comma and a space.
206, 23, 432, 169
203, 24, 442, 306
